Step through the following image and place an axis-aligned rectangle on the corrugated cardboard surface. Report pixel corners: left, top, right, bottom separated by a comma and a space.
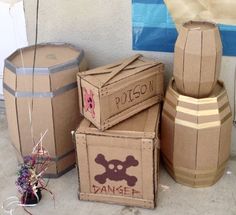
78, 55, 164, 130
9, 44, 79, 67
161, 79, 232, 187
76, 105, 160, 208
173, 21, 222, 98
3, 43, 86, 177
81, 57, 160, 86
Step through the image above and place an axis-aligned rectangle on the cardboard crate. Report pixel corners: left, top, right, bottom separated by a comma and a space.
3, 43, 87, 177
75, 104, 160, 208
174, 21, 222, 98
161, 79, 232, 187
77, 54, 164, 130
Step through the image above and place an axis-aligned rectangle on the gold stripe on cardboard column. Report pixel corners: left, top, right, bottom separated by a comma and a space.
165, 95, 230, 116
176, 106, 219, 116
164, 97, 176, 109
162, 109, 175, 121
163, 107, 232, 128
175, 118, 220, 129
219, 102, 230, 112
217, 91, 227, 101
168, 87, 180, 99
168, 85, 218, 105
221, 112, 233, 124
178, 95, 217, 105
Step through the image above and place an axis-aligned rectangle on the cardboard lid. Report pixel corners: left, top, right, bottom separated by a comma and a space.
171, 78, 225, 101
6, 43, 81, 68
78, 55, 162, 87
183, 21, 217, 31
77, 104, 161, 139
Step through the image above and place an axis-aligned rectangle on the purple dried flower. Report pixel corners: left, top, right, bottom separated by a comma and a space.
16, 155, 37, 195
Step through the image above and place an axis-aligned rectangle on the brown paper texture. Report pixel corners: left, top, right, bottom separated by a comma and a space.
173, 21, 222, 98
161, 79, 232, 187
164, 0, 236, 30
78, 55, 164, 131
76, 105, 161, 208
3, 43, 86, 177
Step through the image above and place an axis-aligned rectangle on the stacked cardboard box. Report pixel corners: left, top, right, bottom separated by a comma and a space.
75, 54, 164, 208
161, 21, 232, 187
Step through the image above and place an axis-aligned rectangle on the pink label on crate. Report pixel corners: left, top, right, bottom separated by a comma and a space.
83, 88, 95, 118
94, 154, 139, 187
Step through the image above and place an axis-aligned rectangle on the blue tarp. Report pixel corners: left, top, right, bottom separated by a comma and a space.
132, 0, 236, 56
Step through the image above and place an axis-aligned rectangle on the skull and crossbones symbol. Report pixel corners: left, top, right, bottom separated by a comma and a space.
83, 88, 95, 118
94, 154, 139, 187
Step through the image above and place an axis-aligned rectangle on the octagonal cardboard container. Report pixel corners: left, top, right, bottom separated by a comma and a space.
161, 79, 232, 187
3, 43, 87, 177
173, 21, 222, 98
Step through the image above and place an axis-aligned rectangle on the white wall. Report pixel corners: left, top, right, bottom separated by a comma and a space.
0, 1, 28, 100
23, 0, 236, 155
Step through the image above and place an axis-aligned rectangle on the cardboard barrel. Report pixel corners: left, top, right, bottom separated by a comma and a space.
161, 79, 232, 187
173, 21, 222, 98
3, 43, 87, 177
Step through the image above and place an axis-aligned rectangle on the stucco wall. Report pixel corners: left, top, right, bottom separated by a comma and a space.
0, 1, 27, 99
23, 0, 236, 155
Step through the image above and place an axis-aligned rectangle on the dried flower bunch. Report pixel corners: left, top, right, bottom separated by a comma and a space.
15, 145, 51, 205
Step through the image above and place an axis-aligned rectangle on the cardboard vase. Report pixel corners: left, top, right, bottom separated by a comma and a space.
161, 79, 232, 187
173, 21, 222, 98
77, 54, 164, 131
75, 104, 161, 208
3, 43, 87, 177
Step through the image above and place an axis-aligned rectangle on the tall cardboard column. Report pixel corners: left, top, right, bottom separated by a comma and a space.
161, 21, 232, 187
161, 79, 232, 187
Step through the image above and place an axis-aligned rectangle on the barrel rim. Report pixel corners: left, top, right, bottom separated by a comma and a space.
168, 78, 226, 103
183, 20, 217, 31
4, 42, 84, 74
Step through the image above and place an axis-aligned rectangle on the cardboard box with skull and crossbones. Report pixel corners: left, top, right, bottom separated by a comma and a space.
75, 104, 160, 208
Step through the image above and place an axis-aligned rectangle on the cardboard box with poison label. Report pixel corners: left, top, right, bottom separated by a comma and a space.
77, 54, 164, 131
75, 104, 160, 208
